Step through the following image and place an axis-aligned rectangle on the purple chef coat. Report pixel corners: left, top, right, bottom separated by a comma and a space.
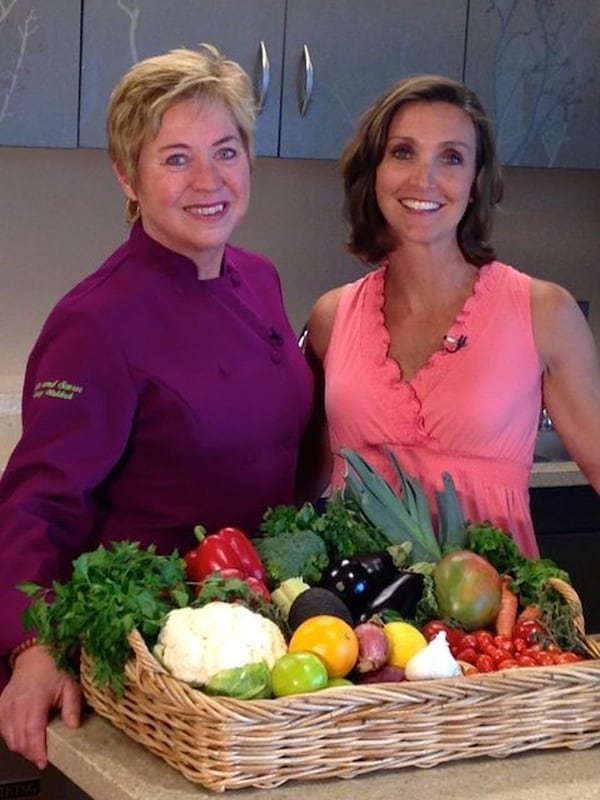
0, 223, 313, 683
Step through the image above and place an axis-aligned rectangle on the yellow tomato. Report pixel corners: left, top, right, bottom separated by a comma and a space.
384, 621, 427, 668
289, 614, 359, 678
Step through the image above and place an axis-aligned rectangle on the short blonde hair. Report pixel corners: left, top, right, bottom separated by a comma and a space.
107, 44, 256, 222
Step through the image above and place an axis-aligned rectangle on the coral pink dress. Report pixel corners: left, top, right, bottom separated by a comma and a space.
324, 261, 543, 558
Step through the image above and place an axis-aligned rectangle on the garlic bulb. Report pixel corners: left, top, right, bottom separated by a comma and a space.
404, 630, 462, 681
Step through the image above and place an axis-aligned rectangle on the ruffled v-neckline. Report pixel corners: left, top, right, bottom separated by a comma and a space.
368, 261, 500, 386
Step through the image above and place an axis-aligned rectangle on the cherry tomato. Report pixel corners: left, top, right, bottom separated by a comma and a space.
475, 653, 495, 673
445, 627, 466, 651
496, 657, 518, 670
554, 651, 582, 664
421, 620, 451, 641
512, 637, 528, 655
459, 634, 478, 651
270, 652, 329, 697
483, 646, 507, 666
533, 651, 555, 667
516, 655, 537, 668
493, 635, 514, 653
512, 619, 547, 645
455, 647, 478, 665
523, 644, 542, 656
474, 630, 494, 651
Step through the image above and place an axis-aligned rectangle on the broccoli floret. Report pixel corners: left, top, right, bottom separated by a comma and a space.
254, 530, 329, 588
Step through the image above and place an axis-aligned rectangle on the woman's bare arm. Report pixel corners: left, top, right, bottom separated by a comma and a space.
531, 277, 600, 491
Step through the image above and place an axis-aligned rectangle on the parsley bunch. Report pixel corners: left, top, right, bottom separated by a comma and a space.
20, 541, 190, 694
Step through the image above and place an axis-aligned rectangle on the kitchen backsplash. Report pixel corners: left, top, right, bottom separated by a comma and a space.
0, 148, 598, 395
0, 409, 21, 470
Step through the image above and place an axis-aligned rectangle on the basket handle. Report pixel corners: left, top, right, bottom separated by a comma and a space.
126, 628, 169, 676
548, 578, 600, 659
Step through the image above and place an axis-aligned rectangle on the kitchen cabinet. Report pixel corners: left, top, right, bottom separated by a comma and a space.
79, 0, 285, 156
0, 0, 80, 147
79, 0, 468, 159
531, 485, 600, 634
10, 2, 597, 166
279, 0, 467, 158
465, 0, 600, 169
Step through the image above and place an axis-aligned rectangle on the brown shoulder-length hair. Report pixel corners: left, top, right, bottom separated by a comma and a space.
341, 74, 504, 267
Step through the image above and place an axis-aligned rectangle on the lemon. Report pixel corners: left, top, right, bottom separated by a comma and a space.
383, 621, 427, 668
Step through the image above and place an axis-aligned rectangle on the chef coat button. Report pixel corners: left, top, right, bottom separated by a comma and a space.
230, 272, 242, 288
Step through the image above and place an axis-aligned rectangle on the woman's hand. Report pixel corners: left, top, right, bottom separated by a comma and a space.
0, 644, 82, 769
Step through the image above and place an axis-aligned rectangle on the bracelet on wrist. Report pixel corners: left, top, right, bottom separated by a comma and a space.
9, 637, 38, 670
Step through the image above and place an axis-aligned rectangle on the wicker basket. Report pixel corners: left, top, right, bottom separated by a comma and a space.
80, 579, 600, 792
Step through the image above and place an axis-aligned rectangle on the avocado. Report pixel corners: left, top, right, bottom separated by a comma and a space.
288, 587, 354, 631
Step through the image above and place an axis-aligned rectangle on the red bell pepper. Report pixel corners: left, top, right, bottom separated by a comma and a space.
184, 524, 267, 584
213, 568, 272, 601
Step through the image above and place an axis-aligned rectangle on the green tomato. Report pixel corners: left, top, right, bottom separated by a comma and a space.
326, 677, 353, 688
271, 651, 328, 697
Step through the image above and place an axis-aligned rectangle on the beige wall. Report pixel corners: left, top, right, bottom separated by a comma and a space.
0, 147, 598, 394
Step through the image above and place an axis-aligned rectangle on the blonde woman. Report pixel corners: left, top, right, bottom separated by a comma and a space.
0, 46, 313, 766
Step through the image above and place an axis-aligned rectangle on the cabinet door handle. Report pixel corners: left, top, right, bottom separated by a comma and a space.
255, 40, 270, 114
297, 44, 314, 117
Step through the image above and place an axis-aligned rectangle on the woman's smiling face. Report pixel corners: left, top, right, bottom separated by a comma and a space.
116, 96, 251, 278
375, 100, 477, 252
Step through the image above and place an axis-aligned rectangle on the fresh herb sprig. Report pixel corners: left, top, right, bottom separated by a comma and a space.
20, 541, 190, 694
190, 573, 289, 636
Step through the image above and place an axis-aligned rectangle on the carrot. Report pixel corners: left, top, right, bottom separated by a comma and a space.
495, 575, 519, 637
516, 604, 541, 624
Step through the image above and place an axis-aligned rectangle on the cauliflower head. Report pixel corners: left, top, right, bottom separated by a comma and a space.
156, 601, 287, 686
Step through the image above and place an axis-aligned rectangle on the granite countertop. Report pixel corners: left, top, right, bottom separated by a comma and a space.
529, 460, 589, 488
0, 393, 21, 471
47, 714, 600, 800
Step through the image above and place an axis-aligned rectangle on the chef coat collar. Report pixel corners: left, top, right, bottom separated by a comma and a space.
129, 221, 235, 285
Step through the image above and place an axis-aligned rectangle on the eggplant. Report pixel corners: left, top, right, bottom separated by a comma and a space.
354, 552, 397, 585
321, 552, 397, 616
357, 570, 425, 624
321, 559, 371, 614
